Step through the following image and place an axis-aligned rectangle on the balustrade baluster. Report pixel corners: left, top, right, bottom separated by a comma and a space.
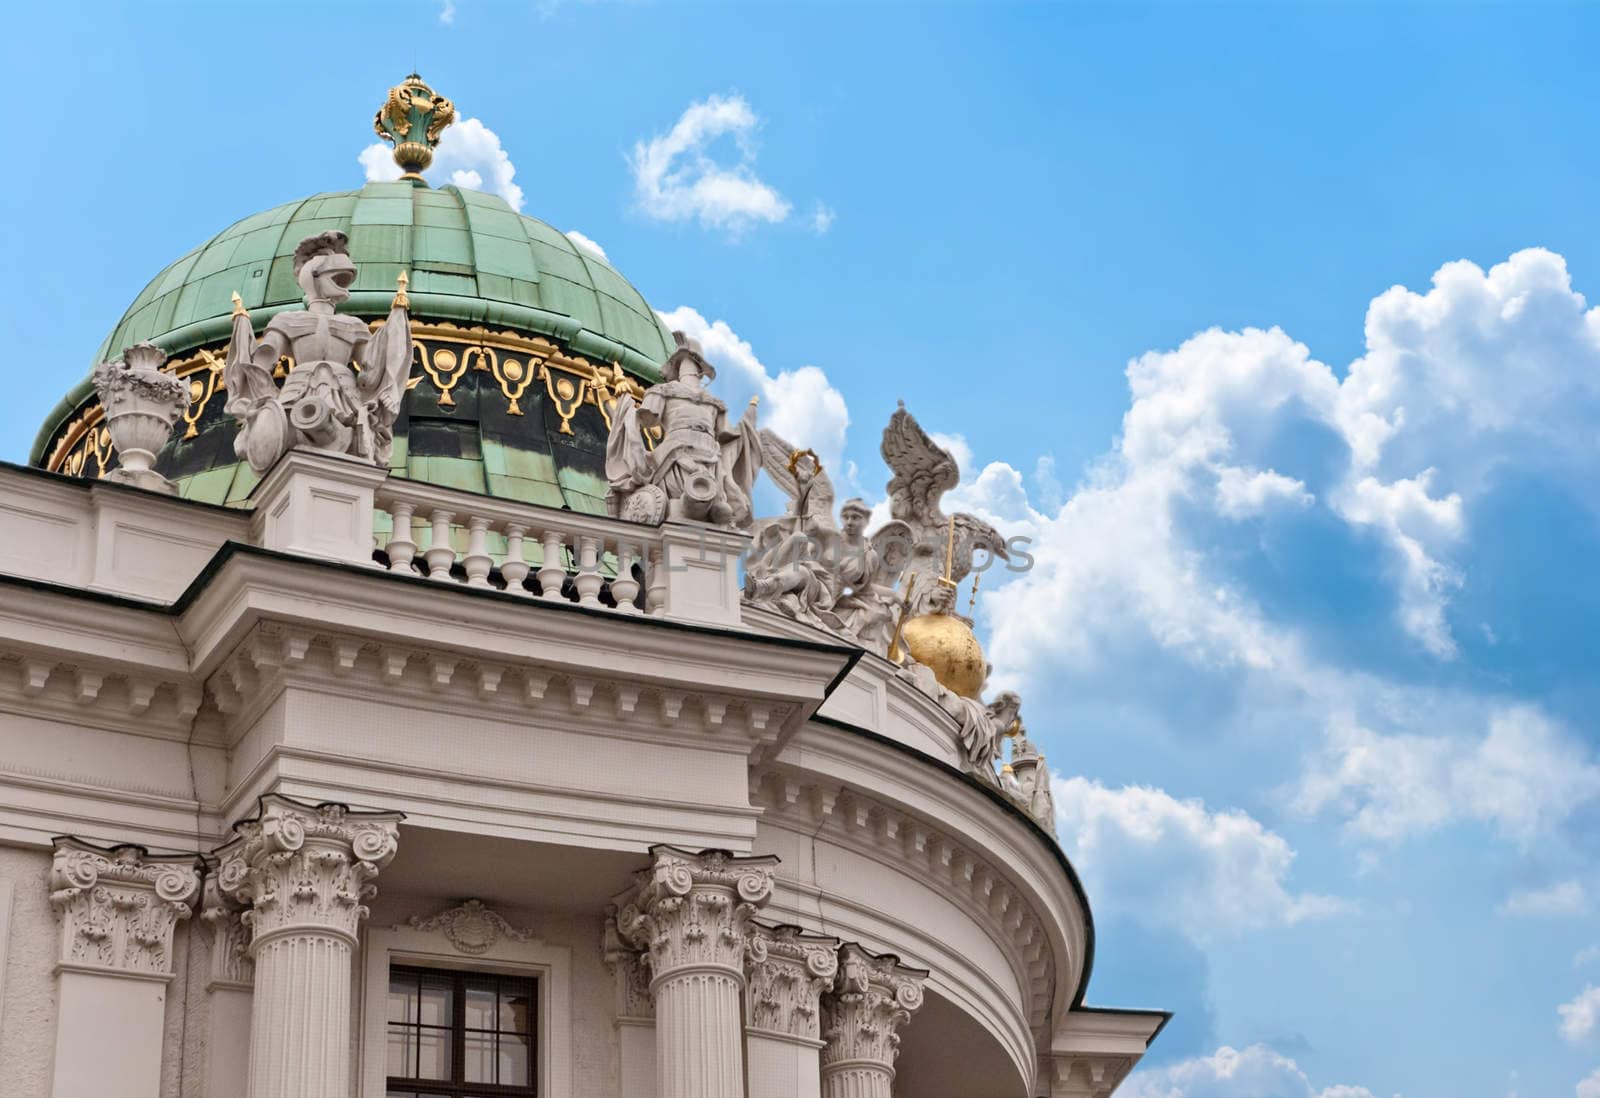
424, 509, 457, 582
502, 524, 531, 595
575, 536, 604, 607
612, 542, 640, 612
386, 500, 418, 574
646, 549, 666, 615
463, 515, 493, 588
538, 529, 567, 601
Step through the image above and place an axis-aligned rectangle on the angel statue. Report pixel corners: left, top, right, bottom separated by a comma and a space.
939, 689, 1021, 784
744, 433, 840, 626
223, 231, 412, 475
829, 498, 914, 655
605, 332, 761, 527
881, 402, 1010, 617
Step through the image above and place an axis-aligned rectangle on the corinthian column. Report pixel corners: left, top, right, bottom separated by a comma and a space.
819, 944, 927, 1098
744, 924, 841, 1098
216, 795, 401, 1098
616, 846, 778, 1098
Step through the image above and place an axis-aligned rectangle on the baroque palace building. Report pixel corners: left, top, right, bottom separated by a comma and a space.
0, 77, 1167, 1098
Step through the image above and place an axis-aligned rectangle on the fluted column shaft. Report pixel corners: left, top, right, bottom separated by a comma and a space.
616, 846, 778, 1098
217, 795, 401, 1098
820, 945, 927, 1098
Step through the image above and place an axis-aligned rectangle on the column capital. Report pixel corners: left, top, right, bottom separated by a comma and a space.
821, 944, 927, 1077
215, 794, 402, 950
49, 837, 201, 980
744, 923, 841, 1044
198, 873, 254, 989
615, 845, 778, 983
602, 904, 654, 1021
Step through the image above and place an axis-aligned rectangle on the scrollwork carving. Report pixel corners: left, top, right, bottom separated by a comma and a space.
744, 923, 841, 1042
214, 795, 402, 949
820, 943, 927, 1075
405, 899, 535, 955
49, 838, 200, 978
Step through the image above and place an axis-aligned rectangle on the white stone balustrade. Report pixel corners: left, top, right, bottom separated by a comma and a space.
373, 476, 750, 625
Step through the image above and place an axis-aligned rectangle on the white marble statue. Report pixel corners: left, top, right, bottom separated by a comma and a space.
940, 687, 1020, 784
223, 231, 413, 475
744, 431, 916, 652
880, 402, 1009, 618
744, 432, 841, 627
605, 332, 761, 527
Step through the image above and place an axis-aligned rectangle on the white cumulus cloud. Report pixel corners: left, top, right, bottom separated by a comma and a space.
564, 230, 607, 260
630, 95, 793, 233
1119, 1044, 1377, 1098
1499, 880, 1588, 918
1292, 707, 1600, 846
657, 306, 849, 475
1561, 986, 1600, 1044
1579, 1067, 1600, 1098
360, 117, 524, 211
1053, 775, 1346, 939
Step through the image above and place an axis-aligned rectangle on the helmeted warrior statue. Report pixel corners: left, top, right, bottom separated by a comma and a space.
605, 332, 761, 527
222, 231, 413, 475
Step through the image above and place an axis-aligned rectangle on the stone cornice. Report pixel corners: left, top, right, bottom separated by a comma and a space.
49, 837, 201, 980
753, 765, 1053, 1039
203, 622, 794, 756
1043, 1053, 1138, 1098
0, 647, 203, 742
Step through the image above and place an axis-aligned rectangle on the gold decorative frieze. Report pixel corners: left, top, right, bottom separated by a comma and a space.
44, 320, 657, 477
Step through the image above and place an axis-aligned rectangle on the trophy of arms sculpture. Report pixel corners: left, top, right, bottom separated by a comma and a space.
222, 231, 413, 475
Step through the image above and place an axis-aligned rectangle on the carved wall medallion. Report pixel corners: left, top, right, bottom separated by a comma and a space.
405, 899, 536, 955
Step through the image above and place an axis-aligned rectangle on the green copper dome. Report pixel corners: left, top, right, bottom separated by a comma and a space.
34, 181, 678, 512
92, 181, 672, 378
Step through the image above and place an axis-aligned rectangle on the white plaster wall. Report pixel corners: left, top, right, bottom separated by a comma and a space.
0, 845, 59, 1096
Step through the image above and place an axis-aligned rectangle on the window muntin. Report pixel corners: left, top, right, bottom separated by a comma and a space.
386, 965, 536, 1098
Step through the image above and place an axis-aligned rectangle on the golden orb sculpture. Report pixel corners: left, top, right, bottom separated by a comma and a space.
899, 611, 987, 699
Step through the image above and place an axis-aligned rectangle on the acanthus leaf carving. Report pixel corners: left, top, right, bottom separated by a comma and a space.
49, 838, 201, 978
744, 922, 841, 1042
214, 794, 401, 948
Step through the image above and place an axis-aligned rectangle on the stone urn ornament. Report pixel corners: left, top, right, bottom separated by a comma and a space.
90, 342, 188, 494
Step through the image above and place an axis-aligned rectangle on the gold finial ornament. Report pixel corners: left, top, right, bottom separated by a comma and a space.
374, 74, 456, 181
394, 270, 410, 309
786, 447, 822, 479
898, 611, 987, 698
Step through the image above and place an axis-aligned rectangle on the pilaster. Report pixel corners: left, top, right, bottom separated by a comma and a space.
603, 907, 656, 1098
819, 944, 927, 1098
198, 876, 253, 1098
616, 845, 777, 1098
47, 838, 201, 1098
744, 924, 840, 1098
216, 795, 401, 1098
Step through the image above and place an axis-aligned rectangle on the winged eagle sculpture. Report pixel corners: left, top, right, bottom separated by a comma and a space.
880, 402, 1009, 618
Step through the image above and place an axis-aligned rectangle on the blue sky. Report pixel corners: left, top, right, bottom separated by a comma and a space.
6, 3, 1600, 1096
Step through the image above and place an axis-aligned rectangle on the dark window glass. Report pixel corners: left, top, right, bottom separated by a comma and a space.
386, 965, 537, 1097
